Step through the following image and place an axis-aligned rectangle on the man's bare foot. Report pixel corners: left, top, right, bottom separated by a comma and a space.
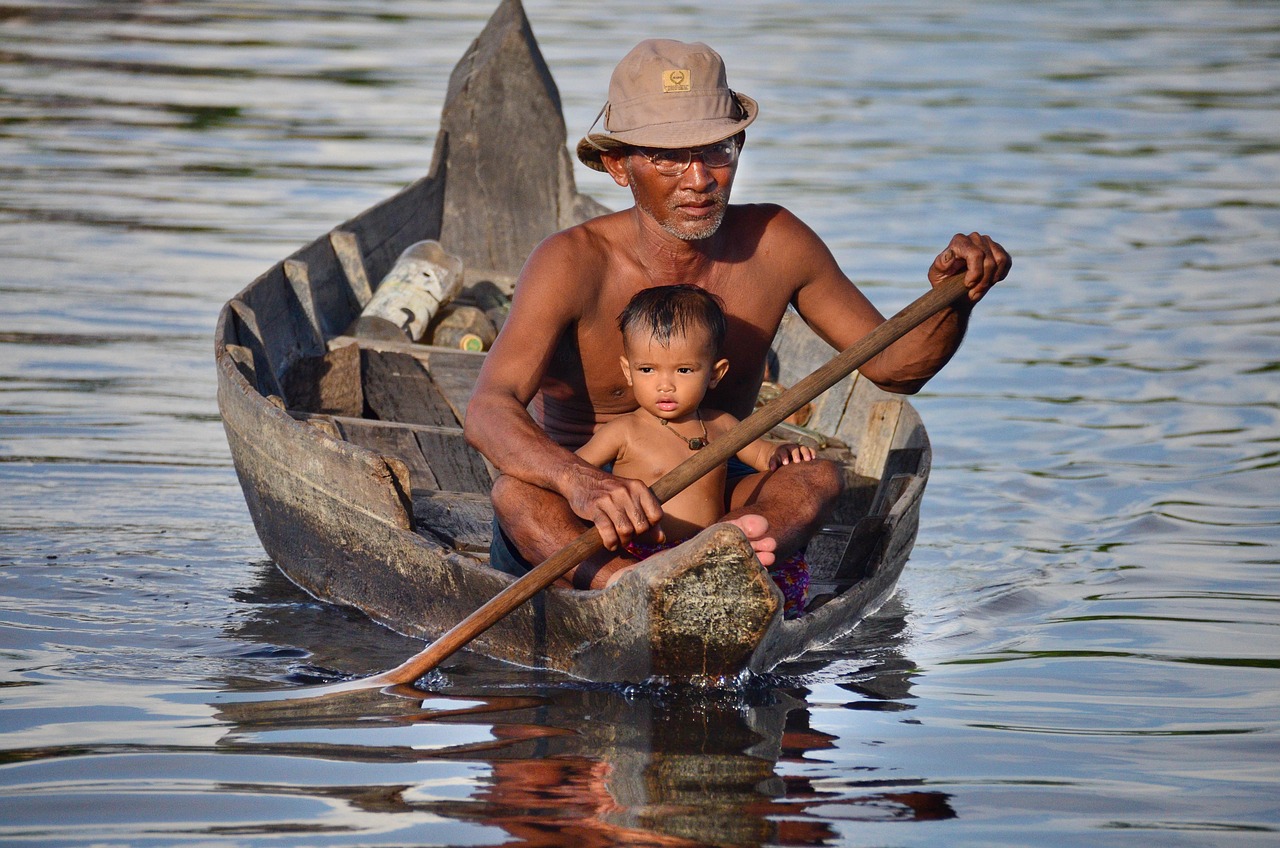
725, 514, 778, 567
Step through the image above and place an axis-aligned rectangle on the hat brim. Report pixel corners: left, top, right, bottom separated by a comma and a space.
576, 93, 758, 172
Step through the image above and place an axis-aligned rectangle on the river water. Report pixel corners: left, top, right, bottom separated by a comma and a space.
1, 1, 1277, 845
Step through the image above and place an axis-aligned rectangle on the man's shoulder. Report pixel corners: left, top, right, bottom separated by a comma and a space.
554, 207, 630, 239
718, 203, 829, 274
726, 202, 811, 234
520, 214, 625, 292
531, 210, 628, 266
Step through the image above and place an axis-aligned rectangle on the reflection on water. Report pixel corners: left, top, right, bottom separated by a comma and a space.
2, 0, 1278, 844
209, 566, 948, 844
212, 618, 952, 846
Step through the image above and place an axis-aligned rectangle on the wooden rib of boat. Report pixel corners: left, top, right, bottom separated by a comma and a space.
214, 0, 930, 682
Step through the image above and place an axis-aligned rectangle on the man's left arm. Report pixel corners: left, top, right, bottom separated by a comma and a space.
789, 219, 1010, 394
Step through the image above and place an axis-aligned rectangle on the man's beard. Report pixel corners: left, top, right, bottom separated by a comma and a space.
639, 193, 728, 241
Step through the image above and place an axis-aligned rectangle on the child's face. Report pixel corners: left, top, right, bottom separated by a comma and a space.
620, 325, 729, 421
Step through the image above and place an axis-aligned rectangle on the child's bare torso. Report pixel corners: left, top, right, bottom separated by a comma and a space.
607, 410, 744, 543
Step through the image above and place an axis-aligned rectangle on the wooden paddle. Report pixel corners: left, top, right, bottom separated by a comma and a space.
344, 273, 971, 691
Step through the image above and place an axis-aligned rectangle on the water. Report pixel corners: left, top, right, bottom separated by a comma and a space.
2, 0, 1277, 844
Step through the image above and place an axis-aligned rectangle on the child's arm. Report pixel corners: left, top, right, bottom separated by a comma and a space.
574, 419, 627, 469
708, 410, 817, 472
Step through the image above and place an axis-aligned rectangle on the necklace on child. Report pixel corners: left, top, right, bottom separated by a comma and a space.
660, 410, 709, 450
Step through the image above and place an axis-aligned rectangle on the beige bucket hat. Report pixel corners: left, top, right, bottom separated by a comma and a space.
576, 39, 758, 172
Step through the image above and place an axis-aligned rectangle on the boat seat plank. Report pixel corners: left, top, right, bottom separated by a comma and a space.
426, 354, 484, 423
361, 349, 458, 427
290, 410, 487, 495
293, 413, 462, 438
412, 490, 493, 552
335, 418, 440, 490
414, 429, 493, 494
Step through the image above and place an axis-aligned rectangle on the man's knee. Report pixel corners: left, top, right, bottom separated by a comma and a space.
490, 473, 515, 507
489, 474, 519, 524
807, 457, 845, 501
784, 458, 843, 517
731, 457, 844, 512
490, 473, 579, 539
490, 473, 551, 517
753, 457, 843, 515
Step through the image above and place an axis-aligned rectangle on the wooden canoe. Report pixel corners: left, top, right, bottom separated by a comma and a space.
214, 0, 930, 682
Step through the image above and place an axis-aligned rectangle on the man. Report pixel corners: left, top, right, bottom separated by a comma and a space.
464, 39, 1010, 589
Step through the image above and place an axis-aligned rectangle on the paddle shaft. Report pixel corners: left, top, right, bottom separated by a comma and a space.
371, 273, 970, 686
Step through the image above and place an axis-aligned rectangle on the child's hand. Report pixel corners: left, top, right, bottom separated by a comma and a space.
769, 443, 816, 470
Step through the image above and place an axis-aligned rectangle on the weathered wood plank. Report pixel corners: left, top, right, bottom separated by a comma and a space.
769, 310, 860, 433
302, 408, 489, 493
432, 0, 583, 278
217, 350, 413, 534
329, 229, 374, 307
240, 263, 327, 368
292, 411, 463, 439
426, 353, 484, 422
414, 429, 493, 494
853, 398, 902, 480
283, 259, 325, 349
328, 332, 489, 362
833, 514, 888, 582
802, 523, 854, 582
336, 174, 443, 289
890, 404, 931, 454
412, 490, 493, 552
227, 299, 283, 398
224, 342, 256, 385
336, 417, 440, 491
281, 342, 363, 417
768, 421, 849, 452
361, 350, 458, 427
868, 472, 914, 520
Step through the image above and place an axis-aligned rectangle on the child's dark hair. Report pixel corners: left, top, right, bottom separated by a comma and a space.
618, 285, 727, 353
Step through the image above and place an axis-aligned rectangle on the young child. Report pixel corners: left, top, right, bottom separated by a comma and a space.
575, 285, 815, 615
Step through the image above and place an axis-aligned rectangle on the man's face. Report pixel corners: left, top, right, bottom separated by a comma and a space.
607, 141, 740, 241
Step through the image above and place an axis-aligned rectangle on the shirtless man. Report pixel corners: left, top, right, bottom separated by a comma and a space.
464, 39, 1010, 589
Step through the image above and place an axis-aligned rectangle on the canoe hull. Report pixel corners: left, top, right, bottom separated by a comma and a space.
215, 0, 927, 682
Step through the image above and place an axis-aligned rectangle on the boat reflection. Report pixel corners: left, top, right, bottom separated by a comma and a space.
213, 563, 953, 845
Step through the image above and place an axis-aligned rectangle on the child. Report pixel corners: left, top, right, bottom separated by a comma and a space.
575, 285, 815, 615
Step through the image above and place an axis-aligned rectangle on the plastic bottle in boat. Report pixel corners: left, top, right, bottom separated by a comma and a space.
430, 305, 498, 351
349, 240, 463, 341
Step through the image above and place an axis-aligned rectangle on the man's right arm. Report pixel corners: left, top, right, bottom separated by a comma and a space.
462, 237, 580, 491
462, 236, 662, 551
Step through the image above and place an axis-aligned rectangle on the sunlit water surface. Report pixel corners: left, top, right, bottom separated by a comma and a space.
1, 1, 1277, 845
